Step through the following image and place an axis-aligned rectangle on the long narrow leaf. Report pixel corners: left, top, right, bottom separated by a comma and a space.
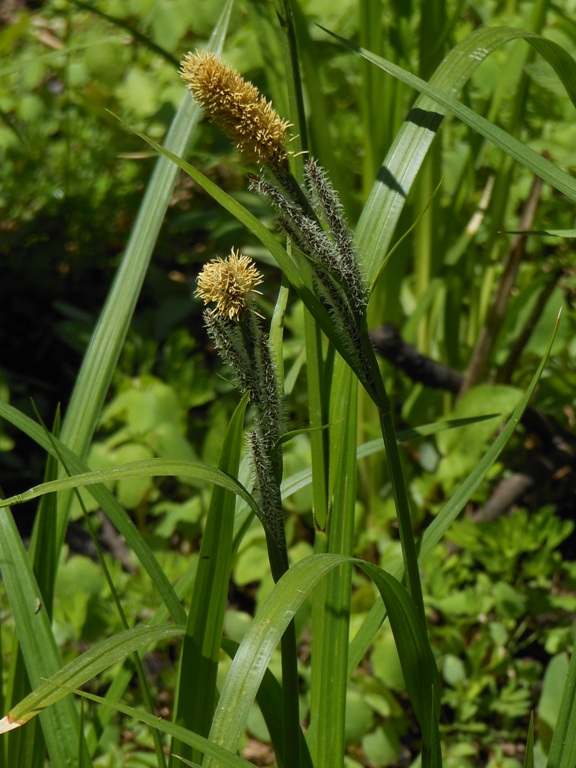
203, 553, 437, 768
547, 644, 576, 768
307, 366, 357, 767
0, 458, 261, 523
0, 504, 87, 768
170, 395, 249, 766
0, 626, 184, 731
347, 25, 576, 283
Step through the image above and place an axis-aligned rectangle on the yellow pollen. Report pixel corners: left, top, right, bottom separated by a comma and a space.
180, 50, 291, 171
195, 249, 263, 320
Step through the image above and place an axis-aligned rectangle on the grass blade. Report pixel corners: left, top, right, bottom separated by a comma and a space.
0, 626, 184, 731
348, 24, 576, 285
203, 553, 436, 768
307, 365, 357, 767
547, 645, 576, 768
0, 504, 88, 767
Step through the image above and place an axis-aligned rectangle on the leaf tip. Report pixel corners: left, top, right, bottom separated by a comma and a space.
0, 713, 23, 733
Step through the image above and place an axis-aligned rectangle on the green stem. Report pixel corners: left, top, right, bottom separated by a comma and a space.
359, 321, 425, 622
264, 521, 301, 768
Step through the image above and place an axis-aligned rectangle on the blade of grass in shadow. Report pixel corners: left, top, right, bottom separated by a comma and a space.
170, 394, 249, 767
347, 315, 560, 674
65, 0, 180, 68
282, 0, 352, 212
360, 561, 442, 767
524, 713, 535, 768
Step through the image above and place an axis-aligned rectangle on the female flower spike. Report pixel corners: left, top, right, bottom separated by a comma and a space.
180, 51, 291, 173
195, 249, 263, 320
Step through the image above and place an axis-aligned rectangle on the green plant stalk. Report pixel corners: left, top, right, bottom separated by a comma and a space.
359, 0, 388, 197
414, 0, 446, 349
285, 0, 351, 214
414, 147, 442, 352
238, 308, 301, 768
357, 314, 425, 619
304, 317, 330, 529
268, 7, 329, 764
274, 0, 331, 531
256, 474, 301, 768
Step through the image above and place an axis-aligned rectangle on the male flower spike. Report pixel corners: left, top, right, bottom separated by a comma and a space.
195, 249, 263, 321
180, 50, 291, 174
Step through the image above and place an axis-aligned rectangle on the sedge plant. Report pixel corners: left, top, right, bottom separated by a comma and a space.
1, 2, 576, 768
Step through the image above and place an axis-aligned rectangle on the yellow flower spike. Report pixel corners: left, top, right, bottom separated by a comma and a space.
180, 50, 291, 173
195, 249, 263, 320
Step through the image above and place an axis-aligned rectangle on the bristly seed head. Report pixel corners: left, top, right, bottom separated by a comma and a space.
195, 248, 263, 320
180, 50, 291, 172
